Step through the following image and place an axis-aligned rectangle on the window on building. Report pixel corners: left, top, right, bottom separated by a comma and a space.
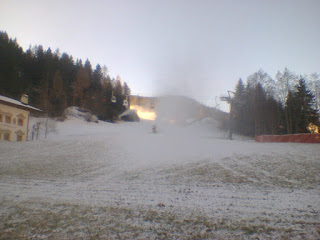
17, 135, 23, 142
0, 133, 2, 140
18, 118, 24, 126
5, 116, 11, 124
0, 114, 3, 122
3, 133, 10, 141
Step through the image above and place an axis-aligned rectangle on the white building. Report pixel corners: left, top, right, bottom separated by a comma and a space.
0, 95, 41, 142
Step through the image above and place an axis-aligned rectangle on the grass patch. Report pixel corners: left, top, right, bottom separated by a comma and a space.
1, 199, 319, 239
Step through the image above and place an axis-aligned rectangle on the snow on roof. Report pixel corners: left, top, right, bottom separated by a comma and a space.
0, 95, 42, 112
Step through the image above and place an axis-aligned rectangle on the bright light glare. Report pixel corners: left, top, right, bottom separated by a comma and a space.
130, 105, 156, 121
307, 123, 319, 133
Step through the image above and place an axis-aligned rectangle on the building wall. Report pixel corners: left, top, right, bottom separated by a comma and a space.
0, 103, 30, 142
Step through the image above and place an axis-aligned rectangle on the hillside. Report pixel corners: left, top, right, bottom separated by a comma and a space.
1, 116, 319, 239
131, 95, 227, 125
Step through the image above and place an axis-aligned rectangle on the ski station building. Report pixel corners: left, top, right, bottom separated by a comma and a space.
0, 95, 41, 142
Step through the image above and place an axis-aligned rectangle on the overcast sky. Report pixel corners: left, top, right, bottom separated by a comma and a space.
1, 0, 319, 111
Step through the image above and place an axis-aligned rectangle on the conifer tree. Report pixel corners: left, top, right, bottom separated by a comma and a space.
0, 31, 133, 121
50, 70, 66, 116
292, 77, 319, 132
92, 64, 103, 90
73, 67, 90, 107
84, 59, 93, 79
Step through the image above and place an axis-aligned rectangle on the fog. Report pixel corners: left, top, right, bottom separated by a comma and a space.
1, 111, 319, 238
148, 45, 226, 111
1, 1, 320, 238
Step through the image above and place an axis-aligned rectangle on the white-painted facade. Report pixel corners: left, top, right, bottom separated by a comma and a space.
0, 95, 41, 142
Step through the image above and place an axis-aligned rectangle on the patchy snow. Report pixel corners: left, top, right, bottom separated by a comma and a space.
1, 117, 319, 239
63, 106, 99, 123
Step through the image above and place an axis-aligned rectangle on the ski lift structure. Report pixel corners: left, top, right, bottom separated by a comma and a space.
220, 91, 235, 140
111, 91, 116, 103
123, 95, 129, 107
220, 91, 245, 140
111, 92, 129, 108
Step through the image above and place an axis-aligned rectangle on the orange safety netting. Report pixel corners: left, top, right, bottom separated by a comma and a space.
255, 134, 320, 143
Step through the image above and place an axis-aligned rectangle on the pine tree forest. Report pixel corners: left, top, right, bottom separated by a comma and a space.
230, 69, 320, 136
1, 31, 319, 134
0, 31, 130, 121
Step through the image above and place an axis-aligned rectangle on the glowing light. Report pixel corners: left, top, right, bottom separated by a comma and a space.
307, 123, 319, 133
130, 105, 156, 121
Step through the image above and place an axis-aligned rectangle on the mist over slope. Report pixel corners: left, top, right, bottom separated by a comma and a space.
131, 95, 227, 126
1, 113, 319, 239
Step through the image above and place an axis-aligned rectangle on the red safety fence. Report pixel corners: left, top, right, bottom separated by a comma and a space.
255, 134, 320, 143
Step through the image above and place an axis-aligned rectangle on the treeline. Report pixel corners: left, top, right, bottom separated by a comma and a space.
0, 31, 130, 121
230, 69, 320, 136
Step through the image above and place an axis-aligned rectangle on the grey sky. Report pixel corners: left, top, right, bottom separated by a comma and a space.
1, 0, 319, 110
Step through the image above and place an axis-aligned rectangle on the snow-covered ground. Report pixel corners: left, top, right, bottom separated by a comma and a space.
1, 116, 319, 239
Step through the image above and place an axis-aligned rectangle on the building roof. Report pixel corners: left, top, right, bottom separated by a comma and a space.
0, 95, 42, 112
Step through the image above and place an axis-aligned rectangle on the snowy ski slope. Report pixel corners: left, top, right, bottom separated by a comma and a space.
1, 116, 319, 239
